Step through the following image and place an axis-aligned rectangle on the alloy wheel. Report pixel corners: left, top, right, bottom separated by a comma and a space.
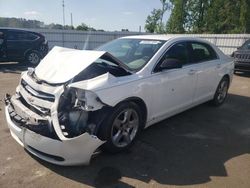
217, 80, 228, 103
28, 52, 40, 65
111, 108, 139, 148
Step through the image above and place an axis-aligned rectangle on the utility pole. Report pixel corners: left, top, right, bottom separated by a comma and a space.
71, 13, 73, 29
62, 0, 65, 27
62, 0, 65, 47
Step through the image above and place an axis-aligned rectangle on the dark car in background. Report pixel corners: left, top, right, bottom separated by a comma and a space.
232, 39, 250, 73
0, 28, 48, 65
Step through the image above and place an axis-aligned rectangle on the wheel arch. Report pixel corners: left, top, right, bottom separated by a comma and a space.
215, 74, 230, 95
116, 97, 148, 129
222, 74, 230, 85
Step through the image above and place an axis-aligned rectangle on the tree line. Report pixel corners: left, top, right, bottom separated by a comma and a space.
0, 17, 103, 31
145, 0, 250, 34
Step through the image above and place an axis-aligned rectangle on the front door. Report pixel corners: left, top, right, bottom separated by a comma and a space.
149, 42, 197, 121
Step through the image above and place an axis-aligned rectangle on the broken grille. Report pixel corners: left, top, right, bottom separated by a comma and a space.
21, 79, 55, 102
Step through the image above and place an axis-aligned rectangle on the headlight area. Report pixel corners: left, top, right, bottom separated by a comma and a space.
57, 87, 108, 138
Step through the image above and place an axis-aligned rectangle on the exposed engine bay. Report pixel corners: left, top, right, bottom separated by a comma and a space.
57, 86, 112, 138
27, 53, 131, 139
4, 46, 132, 165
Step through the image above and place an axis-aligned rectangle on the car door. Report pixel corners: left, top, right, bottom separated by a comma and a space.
6, 31, 33, 59
187, 41, 221, 104
149, 42, 197, 121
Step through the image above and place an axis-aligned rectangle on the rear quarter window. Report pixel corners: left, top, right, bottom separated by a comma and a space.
26, 33, 39, 40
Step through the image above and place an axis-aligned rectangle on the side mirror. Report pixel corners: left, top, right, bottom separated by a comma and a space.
159, 58, 182, 71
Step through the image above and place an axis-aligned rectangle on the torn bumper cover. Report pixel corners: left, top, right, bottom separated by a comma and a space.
5, 95, 105, 166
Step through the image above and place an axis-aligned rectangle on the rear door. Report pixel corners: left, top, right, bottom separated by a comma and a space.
187, 41, 220, 104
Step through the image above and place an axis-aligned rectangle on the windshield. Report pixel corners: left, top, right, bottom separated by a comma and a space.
97, 38, 165, 70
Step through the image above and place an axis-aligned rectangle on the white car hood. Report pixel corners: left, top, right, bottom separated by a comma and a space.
35, 46, 106, 84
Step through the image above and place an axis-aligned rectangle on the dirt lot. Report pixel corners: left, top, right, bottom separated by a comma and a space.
0, 63, 250, 188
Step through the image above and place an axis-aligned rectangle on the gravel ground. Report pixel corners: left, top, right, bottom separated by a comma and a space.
0, 63, 250, 188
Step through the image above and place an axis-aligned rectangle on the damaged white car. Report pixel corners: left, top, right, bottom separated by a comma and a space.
5, 35, 234, 165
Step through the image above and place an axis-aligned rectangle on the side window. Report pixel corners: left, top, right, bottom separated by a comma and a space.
7, 31, 18, 40
7, 31, 38, 41
25, 33, 39, 40
0, 31, 4, 39
189, 42, 218, 63
160, 42, 188, 65
16, 32, 27, 40
154, 42, 188, 72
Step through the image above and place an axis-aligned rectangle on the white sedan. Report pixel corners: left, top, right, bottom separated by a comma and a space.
5, 35, 234, 165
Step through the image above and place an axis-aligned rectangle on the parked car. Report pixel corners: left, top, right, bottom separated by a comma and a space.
4, 35, 234, 165
0, 28, 48, 65
232, 39, 250, 72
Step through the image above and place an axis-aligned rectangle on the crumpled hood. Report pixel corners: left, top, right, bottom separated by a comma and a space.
35, 46, 106, 84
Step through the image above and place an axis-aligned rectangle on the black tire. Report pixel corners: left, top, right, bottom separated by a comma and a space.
98, 102, 143, 153
26, 51, 41, 66
211, 77, 229, 106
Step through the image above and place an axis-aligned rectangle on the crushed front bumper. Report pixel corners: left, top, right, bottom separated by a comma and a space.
5, 96, 105, 166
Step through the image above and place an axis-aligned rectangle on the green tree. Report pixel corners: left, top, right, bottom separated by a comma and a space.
206, 0, 241, 33
185, 0, 210, 33
0, 17, 44, 28
145, 0, 170, 33
76, 23, 89, 31
153, 0, 250, 33
159, 0, 170, 32
239, 0, 250, 33
166, 0, 188, 33
145, 9, 162, 33
47, 23, 63, 29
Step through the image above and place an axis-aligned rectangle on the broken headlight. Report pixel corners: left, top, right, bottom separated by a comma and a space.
59, 87, 104, 111
57, 87, 104, 137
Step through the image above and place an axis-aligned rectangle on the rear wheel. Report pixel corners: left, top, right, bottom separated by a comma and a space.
26, 51, 41, 66
211, 77, 229, 106
99, 102, 142, 153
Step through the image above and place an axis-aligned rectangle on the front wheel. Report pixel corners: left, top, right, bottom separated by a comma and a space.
99, 102, 142, 153
211, 77, 229, 106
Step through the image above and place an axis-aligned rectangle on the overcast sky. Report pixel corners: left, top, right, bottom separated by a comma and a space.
0, 0, 171, 32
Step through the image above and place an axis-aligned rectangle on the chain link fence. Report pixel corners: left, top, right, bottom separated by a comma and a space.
30, 29, 250, 55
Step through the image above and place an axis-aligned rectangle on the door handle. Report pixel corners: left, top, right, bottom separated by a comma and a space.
216, 64, 221, 69
188, 69, 197, 75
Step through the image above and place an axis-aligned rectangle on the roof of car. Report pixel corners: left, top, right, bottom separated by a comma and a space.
0, 27, 29, 31
122, 34, 206, 42
0, 27, 43, 36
